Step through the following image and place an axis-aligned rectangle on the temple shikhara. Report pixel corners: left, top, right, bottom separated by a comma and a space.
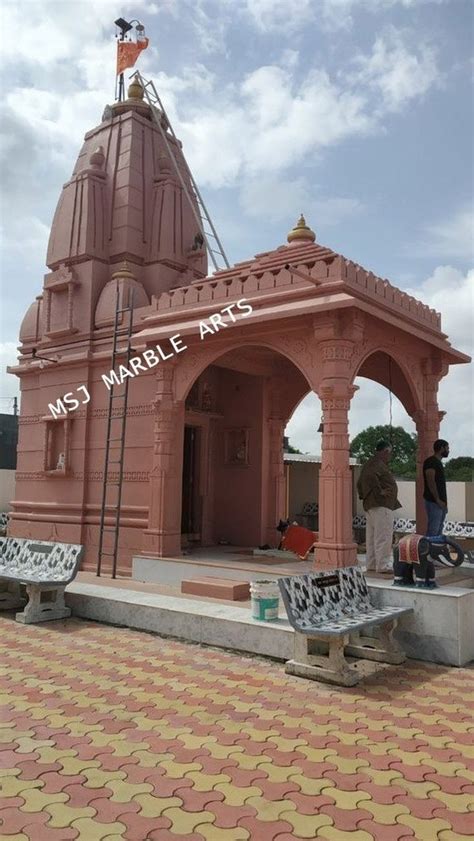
8, 75, 469, 577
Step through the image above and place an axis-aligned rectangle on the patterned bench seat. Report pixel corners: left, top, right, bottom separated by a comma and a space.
0, 537, 83, 624
279, 567, 413, 686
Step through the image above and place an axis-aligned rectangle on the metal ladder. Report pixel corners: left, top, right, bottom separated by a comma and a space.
96, 284, 134, 578
133, 70, 230, 273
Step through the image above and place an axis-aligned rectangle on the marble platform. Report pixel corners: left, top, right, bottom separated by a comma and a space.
66, 578, 293, 660
64, 556, 474, 667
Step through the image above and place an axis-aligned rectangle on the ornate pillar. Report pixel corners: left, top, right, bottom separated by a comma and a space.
142, 362, 185, 557
413, 358, 447, 533
317, 380, 358, 569
265, 417, 287, 545
200, 418, 215, 546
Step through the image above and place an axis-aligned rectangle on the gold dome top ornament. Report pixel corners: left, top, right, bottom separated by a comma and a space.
287, 214, 316, 244
127, 76, 145, 101
111, 261, 136, 281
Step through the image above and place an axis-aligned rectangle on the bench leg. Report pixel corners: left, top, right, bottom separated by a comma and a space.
285, 633, 360, 687
0, 581, 26, 611
345, 619, 406, 665
16, 585, 71, 624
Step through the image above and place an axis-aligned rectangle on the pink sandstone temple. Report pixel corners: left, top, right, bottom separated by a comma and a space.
8, 77, 469, 576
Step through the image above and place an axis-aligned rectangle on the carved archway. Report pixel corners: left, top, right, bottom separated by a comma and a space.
175, 332, 318, 404
349, 345, 423, 418
177, 341, 315, 548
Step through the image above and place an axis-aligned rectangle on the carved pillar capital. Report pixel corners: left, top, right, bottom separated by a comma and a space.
320, 381, 359, 412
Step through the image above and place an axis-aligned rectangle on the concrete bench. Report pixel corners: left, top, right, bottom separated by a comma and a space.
0, 537, 83, 624
0, 512, 9, 536
278, 566, 413, 686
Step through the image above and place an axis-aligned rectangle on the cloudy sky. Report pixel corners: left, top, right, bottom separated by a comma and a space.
0, 0, 472, 455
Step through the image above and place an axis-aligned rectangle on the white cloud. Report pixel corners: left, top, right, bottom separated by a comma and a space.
1, 1, 156, 66
321, 0, 444, 31
281, 49, 300, 70
405, 265, 473, 356
155, 27, 440, 188
241, 0, 443, 34
350, 26, 440, 112
286, 266, 473, 457
243, 0, 314, 32
0, 4, 442, 200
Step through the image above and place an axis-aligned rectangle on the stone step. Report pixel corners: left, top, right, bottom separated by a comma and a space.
181, 577, 250, 600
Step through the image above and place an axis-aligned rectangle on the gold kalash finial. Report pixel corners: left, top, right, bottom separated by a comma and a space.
287, 214, 316, 244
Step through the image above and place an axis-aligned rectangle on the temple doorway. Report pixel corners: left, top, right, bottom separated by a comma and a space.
181, 426, 202, 544
181, 344, 312, 551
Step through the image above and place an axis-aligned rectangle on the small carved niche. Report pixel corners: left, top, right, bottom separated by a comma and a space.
185, 369, 220, 414
43, 264, 78, 339
225, 428, 249, 466
42, 415, 71, 475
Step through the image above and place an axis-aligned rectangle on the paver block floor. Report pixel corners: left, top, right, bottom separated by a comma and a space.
0, 615, 473, 840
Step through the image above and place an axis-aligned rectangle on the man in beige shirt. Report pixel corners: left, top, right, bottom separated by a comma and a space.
356, 440, 402, 574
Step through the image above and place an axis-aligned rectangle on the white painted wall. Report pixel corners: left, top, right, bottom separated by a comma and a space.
444, 483, 467, 522
394, 481, 416, 520
0, 470, 15, 512
356, 479, 472, 521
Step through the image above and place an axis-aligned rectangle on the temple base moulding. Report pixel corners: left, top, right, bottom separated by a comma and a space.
141, 528, 182, 558
314, 541, 358, 569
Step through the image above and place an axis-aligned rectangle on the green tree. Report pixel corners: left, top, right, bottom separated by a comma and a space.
350, 425, 417, 479
444, 457, 474, 482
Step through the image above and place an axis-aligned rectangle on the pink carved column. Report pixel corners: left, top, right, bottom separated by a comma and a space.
265, 417, 287, 545
142, 363, 185, 557
413, 360, 447, 533
316, 380, 358, 569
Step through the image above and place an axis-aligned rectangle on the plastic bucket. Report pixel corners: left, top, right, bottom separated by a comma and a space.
250, 579, 280, 622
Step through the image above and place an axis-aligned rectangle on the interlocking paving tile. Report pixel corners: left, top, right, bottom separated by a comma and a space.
1, 615, 473, 841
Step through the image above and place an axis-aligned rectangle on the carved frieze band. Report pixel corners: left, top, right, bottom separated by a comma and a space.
321, 397, 352, 411
16, 471, 150, 482
321, 344, 353, 361
19, 403, 156, 425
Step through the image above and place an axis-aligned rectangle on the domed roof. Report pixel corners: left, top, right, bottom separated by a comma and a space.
94, 264, 149, 328
19, 296, 43, 344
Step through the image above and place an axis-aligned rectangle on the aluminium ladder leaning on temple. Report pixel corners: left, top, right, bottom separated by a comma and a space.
96, 72, 229, 576
96, 286, 134, 579
133, 69, 230, 273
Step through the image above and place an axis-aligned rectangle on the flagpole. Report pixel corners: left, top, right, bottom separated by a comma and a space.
114, 17, 148, 101
114, 17, 132, 102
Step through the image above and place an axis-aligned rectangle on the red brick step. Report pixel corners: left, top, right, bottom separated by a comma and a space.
181, 577, 250, 601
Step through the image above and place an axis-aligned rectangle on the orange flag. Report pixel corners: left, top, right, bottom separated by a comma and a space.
116, 37, 149, 76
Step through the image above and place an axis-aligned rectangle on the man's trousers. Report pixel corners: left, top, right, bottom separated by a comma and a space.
365, 507, 394, 572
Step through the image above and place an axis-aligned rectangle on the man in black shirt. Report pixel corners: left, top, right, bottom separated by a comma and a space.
423, 439, 449, 536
